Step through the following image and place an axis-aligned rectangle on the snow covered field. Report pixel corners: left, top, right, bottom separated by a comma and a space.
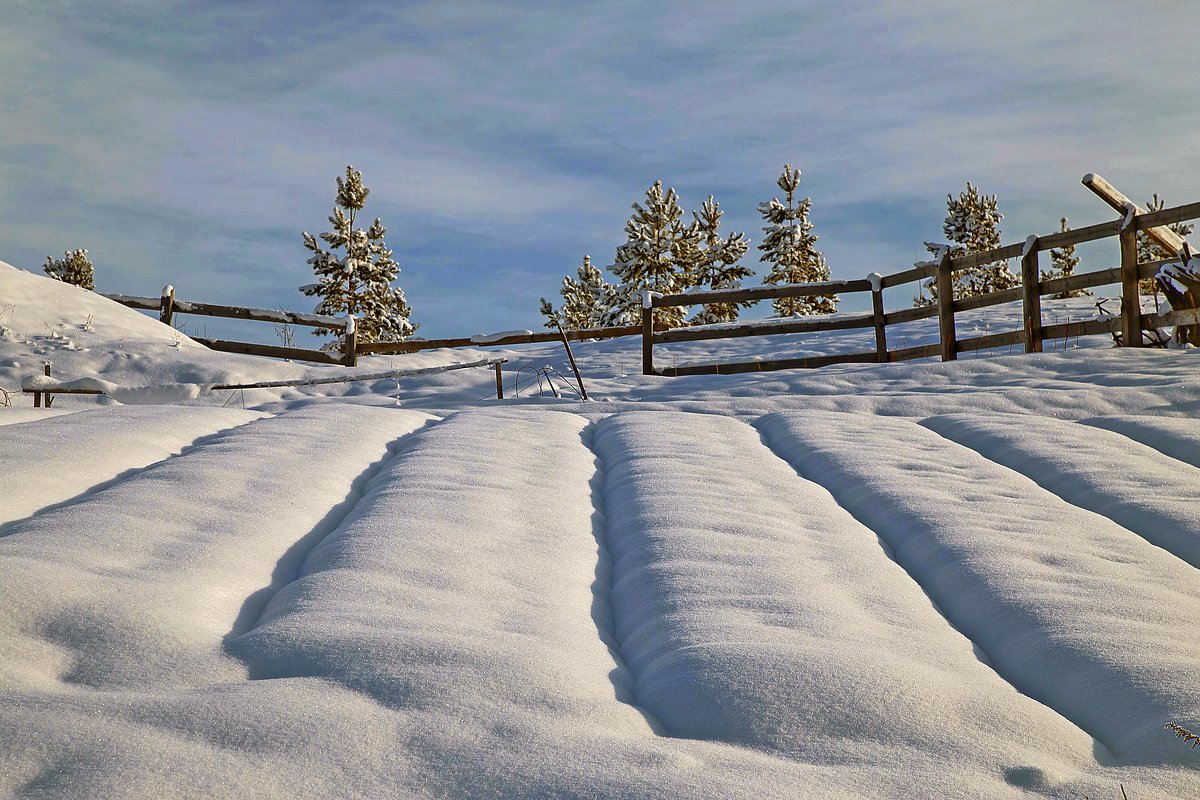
2, 260, 1198, 798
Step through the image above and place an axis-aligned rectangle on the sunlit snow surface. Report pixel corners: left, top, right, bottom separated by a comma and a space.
2, 261, 1199, 798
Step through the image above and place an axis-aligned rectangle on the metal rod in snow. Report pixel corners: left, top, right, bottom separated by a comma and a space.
555, 322, 588, 400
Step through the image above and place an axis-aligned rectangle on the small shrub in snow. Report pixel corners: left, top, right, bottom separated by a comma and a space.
758, 165, 837, 316
300, 165, 416, 343
43, 249, 94, 291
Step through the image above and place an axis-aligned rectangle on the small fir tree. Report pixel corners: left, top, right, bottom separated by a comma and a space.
539, 255, 616, 330
610, 181, 701, 328
1041, 217, 1089, 299
919, 182, 1018, 304
688, 196, 753, 325
758, 165, 836, 316
1137, 193, 1194, 295
300, 165, 415, 343
43, 249, 94, 290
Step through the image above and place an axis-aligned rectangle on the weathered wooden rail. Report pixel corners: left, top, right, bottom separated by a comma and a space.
103, 286, 358, 366
641, 189, 1200, 376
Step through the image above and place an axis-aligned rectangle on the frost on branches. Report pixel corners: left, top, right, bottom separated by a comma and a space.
757, 165, 835, 316
610, 181, 700, 329
43, 249, 94, 291
300, 165, 416, 342
1137, 193, 1194, 295
1040, 217, 1089, 299
688, 196, 752, 325
539, 255, 619, 330
919, 182, 1018, 305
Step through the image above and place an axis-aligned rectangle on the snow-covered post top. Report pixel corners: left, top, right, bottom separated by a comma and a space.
1120, 201, 1139, 233
867, 272, 883, 292
159, 285, 175, 327
642, 290, 663, 309
342, 314, 358, 368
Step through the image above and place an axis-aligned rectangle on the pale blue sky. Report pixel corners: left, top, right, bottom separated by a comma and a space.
2, 1, 1198, 338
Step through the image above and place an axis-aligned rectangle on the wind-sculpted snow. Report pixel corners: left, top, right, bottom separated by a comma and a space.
923, 413, 1200, 569
0, 405, 432, 692
757, 411, 1200, 768
590, 411, 1098, 790
1081, 415, 1200, 471
0, 405, 262, 527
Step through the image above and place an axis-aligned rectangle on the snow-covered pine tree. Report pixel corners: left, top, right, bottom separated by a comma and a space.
610, 181, 701, 329
757, 165, 836, 316
919, 182, 1017, 304
1137, 193, 1194, 295
1041, 217, 1089, 299
43, 249, 94, 290
539, 255, 615, 330
689, 196, 752, 325
300, 165, 416, 343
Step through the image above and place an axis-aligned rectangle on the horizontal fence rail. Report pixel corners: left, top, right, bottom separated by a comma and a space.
104, 286, 358, 366
640, 189, 1200, 376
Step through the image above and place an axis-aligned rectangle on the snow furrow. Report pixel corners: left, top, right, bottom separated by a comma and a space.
756, 411, 1200, 764
590, 410, 1097, 787
0, 405, 263, 528
0, 404, 433, 691
1081, 415, 1200, 471
922, 413, 1200, 570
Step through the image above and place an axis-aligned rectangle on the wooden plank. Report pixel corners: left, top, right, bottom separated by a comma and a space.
887, 342, 942, 362
653, 313, 875, 345
653, 279, 872, 308
936, 248, 957, 361
24, 387, 104, 396
948, 242, 1024, 273
880, 262, 937, 289
192, 336, 345, 365
173, 299, 345, 330
1036, 218, 1122, 251
954, 286, 1023, 313
1038, 267, 1121, 297
1041, 317, 1120, 341
1020, 237, 1043, 353
956, 329, 1025, 353
100, 293, 160, 310
659, 351, 878, 377
1119, 228, 1141, 347
1082, 173, 1189, 255
359, 323, 647, 355
642, 304, 655, 376
870, 283, 888, 363
1144, 309, 1200, 327
883, 304, 939, 325
211, 357, 505, 391
1134, 201, 1200, 234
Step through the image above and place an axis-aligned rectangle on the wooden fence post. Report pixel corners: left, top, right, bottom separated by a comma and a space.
342, 315, 358, 367
935, 248, 957, 361
494, 361, 504, 399
641, 292, 655, 375
868, 272, 887, 362
1119, 224, 1141, 347
159, 285, 175, 326
1020, 235, 1043, 353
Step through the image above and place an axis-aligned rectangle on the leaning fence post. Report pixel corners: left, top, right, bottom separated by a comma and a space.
935, 248, 957, 361
641, 291, 656, 375
1020, 235, 1043, 353
868, 272, 887, 362
342, 315, 358, 367
159, 285, 175, 326
1119, 210, 1142, 347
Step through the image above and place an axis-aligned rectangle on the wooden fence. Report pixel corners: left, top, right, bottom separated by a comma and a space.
641, 197, 1200, 376
103, 285, 358, 366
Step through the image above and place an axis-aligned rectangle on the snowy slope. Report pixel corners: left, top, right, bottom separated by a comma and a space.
2, 261, 1198, 797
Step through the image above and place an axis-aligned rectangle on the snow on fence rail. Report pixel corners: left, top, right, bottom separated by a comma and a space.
102, 286, 359, 367
641, 179, 1200, 377
22, 357, 509, 405
357, 322, 664, 355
